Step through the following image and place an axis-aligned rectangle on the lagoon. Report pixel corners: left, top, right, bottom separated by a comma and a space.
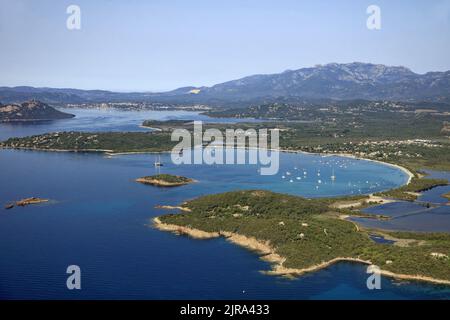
352, 169, 450, 233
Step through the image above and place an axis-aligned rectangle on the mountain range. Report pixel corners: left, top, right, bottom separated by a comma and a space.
1, 63, 450, 105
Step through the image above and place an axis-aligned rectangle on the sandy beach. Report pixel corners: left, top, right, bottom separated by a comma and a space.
331, 195, 398, 209
155, 205, 192, 212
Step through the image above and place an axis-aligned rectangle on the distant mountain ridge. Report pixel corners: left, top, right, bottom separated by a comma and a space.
186, 62, 450, 102
0, 86, 135, 104
1, 63, 450, 104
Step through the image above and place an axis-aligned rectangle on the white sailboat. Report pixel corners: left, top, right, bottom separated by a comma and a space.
154, 154, 163, 167
331, 168, 336, 181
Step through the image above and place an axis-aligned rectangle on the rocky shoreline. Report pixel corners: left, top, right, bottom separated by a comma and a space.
5, 197, 49, 210
153, 218, 450, 285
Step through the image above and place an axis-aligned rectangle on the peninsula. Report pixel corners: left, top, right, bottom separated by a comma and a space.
155, 190, 450, 285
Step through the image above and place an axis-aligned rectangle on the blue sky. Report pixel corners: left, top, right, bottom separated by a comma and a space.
1, 0, 449, 91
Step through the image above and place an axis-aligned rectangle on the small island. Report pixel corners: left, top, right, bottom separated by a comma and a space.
136, 174, 194, 187
5, 197, 49, 209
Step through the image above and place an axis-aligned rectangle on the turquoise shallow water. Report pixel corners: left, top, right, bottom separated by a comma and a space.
0, 110, 449, 299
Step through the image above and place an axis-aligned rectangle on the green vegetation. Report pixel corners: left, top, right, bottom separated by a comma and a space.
375, 178, 449, 201
158, 190, 450, 282
150, 174, 192, 183
0, 131, 176, 153
206, 101, 450, 121
273, 111, 450, 171
208, 102, 450, 171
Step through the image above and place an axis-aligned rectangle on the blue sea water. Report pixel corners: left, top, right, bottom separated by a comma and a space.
369, 234, 396, 245
0, 110, 449, 299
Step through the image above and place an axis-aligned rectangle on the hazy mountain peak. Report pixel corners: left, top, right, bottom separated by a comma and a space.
187, 62, 448, 102
0, 63, 449, 104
